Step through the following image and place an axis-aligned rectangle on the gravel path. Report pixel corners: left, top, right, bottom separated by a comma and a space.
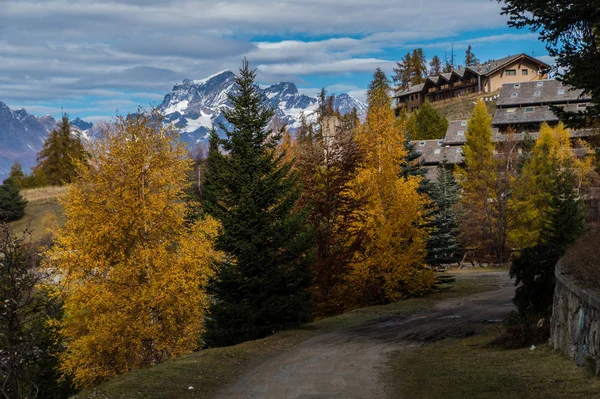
216, 272, 514, 399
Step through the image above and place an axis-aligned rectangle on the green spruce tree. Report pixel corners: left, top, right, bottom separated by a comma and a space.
0, 179, 27, 222
464, 45, 479, 67
425, 160, 462, 266
202, 60, 314, 347
36, 114, 86, 186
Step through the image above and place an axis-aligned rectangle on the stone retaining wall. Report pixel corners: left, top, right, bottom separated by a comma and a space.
551, 260, 600, 375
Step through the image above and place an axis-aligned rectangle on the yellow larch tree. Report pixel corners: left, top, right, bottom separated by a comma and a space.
47, 111, 221, 387
510, 122, 597, 248
343, 69, 434, 305
457, 100, 515, 264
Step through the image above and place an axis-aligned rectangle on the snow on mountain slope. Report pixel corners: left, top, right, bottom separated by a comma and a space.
157, 70, 366, 144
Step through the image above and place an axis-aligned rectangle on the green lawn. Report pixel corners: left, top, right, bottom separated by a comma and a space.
75, 275, 498, 399
387, 328, 600, 399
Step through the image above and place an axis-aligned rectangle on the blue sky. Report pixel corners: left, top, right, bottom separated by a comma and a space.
0, 0, 548, 123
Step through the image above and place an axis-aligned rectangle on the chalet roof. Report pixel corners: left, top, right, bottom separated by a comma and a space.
427, 76, 440, 85
442, 120, 470, 146
411, 139, 464, 165
401, 83, 426, 96
492, 103, 591, 126
496, 79, 591, 107
439, 73, 452, 82
467, 53, 550, 76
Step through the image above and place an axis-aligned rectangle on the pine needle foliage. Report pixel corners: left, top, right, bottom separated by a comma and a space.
425, 161, 462, 267
36, 114, 86, 186
0, 178, 27, 222
202, 61, 314, 347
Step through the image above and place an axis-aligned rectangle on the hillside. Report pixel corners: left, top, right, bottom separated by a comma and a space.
433, 91, 498, 121
9, 185, 66, 244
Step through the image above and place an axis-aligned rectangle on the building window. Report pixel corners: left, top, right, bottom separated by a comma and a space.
524, 107, 535, 113
457, 131, 464, 136
437, 140, 443, 145
514, 83, 520, 88
506, 108, 517, 113
461, 121, 467, 126
419, 141, 426, 146
558, 89, 565, 95
534, 91, 541, 96
434, 149, 441, 155
578, 103, 588, 108
457, 147, 463, 153
511, 93, 518, 98
537, 81, 544, 86
522, 69, 528, 75
506, 69, 517, 76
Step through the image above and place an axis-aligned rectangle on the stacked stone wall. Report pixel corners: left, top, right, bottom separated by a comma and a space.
551, 261, 600, 375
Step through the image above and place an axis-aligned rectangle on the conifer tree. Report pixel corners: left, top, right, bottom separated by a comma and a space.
292, 93, 363, 316
36, 114, 86, 186
0, 225, 74, 399
410, 101, 449, 140
393, 52, 412, 93
510, 122, 593, 249
464, 45, 479, 67
6, 162, 26, 188
202, 61, 314, 346
0, 178, 27, 222
48, 111, 221, 387
425, 161, 462, 266
511, 165, 586, 316
344, 68, 434, 305
429, 55, 442, 76
410, 48, 428, 85
457, 100, 509, 263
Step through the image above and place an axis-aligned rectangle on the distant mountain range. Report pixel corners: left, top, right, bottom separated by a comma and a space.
0, 70, 367, 180
158, 70, 367, 143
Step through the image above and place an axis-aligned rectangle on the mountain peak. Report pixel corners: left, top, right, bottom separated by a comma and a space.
264, 82, 299, 96
192, 70, 234, 85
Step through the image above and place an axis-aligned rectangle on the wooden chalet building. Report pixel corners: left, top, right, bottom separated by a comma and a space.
396, 53, 550, 112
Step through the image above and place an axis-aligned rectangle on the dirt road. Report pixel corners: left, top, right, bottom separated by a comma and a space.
216, 272, 514, 399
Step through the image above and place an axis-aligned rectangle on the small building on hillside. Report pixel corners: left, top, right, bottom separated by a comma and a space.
396, 53, 550, 113
492, 79, 592, 133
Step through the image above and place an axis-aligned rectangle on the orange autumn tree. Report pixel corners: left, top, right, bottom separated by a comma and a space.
343, 69, 434, 305
47, 111, 221, 387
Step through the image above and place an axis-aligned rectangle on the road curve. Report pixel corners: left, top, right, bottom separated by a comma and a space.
215, 272, 514, 399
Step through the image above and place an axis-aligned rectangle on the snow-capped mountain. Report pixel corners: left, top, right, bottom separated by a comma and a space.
0, 101, 57, 181
0, 72, 366, 180
0, 102, 97, 181
158, 70, 366, 143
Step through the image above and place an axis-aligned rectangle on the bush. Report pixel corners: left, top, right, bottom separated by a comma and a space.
561, 230, 600, 290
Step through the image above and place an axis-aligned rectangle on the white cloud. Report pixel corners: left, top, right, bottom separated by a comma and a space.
0, 0, 527, 118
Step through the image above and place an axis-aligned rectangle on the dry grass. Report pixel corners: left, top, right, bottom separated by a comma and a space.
10, 186, 66, 243
561, 230, 600, 291
21, 185, 67, 203
434, 91, 498, 121
387, 327, 600, 399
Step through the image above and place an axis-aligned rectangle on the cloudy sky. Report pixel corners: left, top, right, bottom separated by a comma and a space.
0, 0, 547, 122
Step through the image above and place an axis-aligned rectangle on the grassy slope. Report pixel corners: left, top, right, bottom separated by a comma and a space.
434, 91, 498, 121
10, 186, 66, 243
387, 328, 600, 399
75, 274, 498, 399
